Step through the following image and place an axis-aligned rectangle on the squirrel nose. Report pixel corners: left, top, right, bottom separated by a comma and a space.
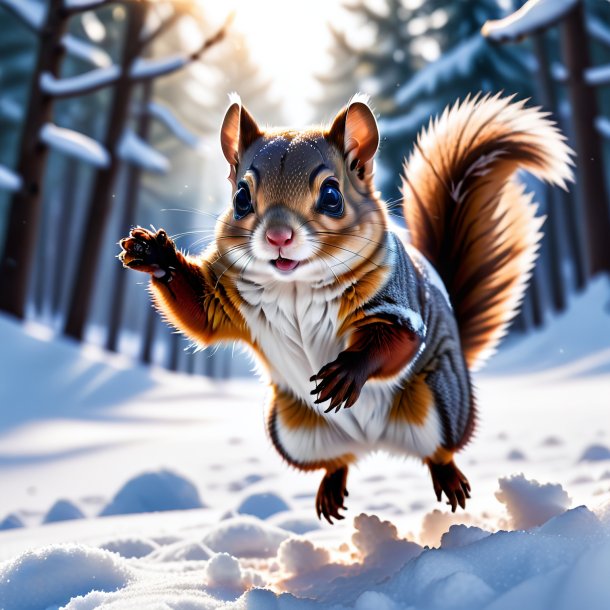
266, 227, 293, 248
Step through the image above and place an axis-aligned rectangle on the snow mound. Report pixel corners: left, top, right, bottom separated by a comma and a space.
236, 492, 290, 519
495, 474, 571, 529
355, 590, 399, 610
99, 537, 158, 559
268, 513, 321, 535
43, 499, 85, 523
507, 449, 527, 461
538, 506, 604, 538
203, 516, 290, 558
352, 513, 422, 570
0, 545, 131, 610
420, 509, 473, 547
579, 444, 610, 462
204, 552, 244, 588
100, 469, 204, 516
277, 538, 330, 575
228, 473, 264, 491
148, 540, 213, 562
0, 513, 23, 530
440, 525, 491, 549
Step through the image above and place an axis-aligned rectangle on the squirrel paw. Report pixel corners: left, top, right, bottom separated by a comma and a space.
310, 351, 367, 413
119, 227, 177, 280
427, 459, 471, 513
316, 467, 349, 524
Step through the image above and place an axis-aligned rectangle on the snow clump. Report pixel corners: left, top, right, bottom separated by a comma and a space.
495, 473, 571, 529
0, 545, 131, 610
100, 469, 204, 516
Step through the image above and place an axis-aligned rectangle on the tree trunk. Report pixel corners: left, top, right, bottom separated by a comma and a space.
64, 2, 147, 340
560, 2, 610, 277
167, 331, 180, 372
106, 80, 153, 352
51, 159, 80, 315
140, 305, 157, 365
0, 0, 67, 318
531, 33, 568, 311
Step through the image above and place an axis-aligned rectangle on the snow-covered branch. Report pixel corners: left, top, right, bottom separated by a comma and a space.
130, 12, 234, 83
40, 66, 121, 98
595, 116, 610, 140
551, 62, 568, 83
0, 165, 23, 193
587, 16, 610, 50
585, 64, 610, 87
129, 55, 189, 81
395, 35, 485, 107
0, 98, 23, 122
118, 130, 170, 174
146, 102, 201, 148
40, 123, 110, 168
0, 0, 46, 32
138, 12, 181, 52
482, 0, 579, 43
62, 34, 112, 69
63, 0, 113, 15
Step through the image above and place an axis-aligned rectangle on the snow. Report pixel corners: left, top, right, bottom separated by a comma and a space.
495, 474, 572, 529
40, 123, 110, 168
0, 545, 131, 610
586, 63, 610, 86
596, 116, 610, 140
43, 499, 85, 524
118, 129, 170, 174
100, 470, 205, 516
64, 0, 107, 9
482, 0, 579, 43
395, 35, 484, 108
130, 55, 189, 81
0, 276, 609, 608
236, 492, 290, 519
62, 34, 113, 69
40, 66, 121, 98
147, 102, 202, 148
0, 0, 46, 31
0, 97, 23, 122
202, 517, 290, 558
0, 164, 22, 192
588, 15, 610, 49
579, 444, 610, 462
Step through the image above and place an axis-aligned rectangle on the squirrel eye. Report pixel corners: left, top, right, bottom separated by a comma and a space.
233, 181, 253, 220
316, 181, 344, 218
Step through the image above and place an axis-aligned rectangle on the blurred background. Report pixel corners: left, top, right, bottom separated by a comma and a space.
0, 0, 609, 378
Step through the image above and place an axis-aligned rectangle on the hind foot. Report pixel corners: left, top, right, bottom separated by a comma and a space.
316, 466, 349, 524
426, 458, 471, 512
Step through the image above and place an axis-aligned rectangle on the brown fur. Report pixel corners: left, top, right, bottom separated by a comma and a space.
402, 94, 573, 370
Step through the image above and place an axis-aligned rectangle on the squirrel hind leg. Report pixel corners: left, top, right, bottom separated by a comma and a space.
425, 453, 471, 513
316, 465, 349, 525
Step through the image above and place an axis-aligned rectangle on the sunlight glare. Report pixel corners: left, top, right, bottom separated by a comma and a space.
200, 0, 346, 125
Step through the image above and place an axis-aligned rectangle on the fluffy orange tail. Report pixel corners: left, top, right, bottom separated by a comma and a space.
401, 94, 574, 371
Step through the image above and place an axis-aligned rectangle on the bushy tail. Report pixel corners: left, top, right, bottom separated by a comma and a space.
401, 94, 574, 371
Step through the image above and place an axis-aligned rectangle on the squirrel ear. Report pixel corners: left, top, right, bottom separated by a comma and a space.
326, 97, 379, 170
220, 99, 262, 167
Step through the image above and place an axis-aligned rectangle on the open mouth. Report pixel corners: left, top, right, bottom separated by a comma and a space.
272, 256, 300, 272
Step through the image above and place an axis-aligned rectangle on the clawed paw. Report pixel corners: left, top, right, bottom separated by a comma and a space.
310, 352, 366, 413
427, 459, 471, 513
119, 227, 177, 279
316, 467, 349, 524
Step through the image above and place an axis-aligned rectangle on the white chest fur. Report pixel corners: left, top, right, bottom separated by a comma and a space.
236, 278, 403, 446
237, 280, 344, 403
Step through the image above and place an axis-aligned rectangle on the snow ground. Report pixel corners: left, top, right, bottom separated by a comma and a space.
0, 277, 609, 609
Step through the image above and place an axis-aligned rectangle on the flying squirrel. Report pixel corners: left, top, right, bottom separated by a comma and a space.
119, 93, 573, 523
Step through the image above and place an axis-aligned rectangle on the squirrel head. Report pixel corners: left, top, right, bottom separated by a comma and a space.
214, 94, 388, 287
